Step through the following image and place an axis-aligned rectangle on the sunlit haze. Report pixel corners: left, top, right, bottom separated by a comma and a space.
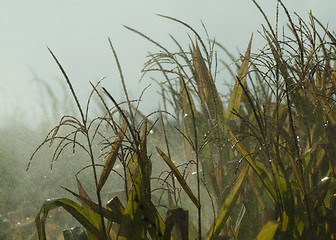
1, 0, 334, 126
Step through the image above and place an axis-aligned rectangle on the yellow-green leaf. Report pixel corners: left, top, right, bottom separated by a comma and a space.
76, 177, 101, 238
226, 35, 252, 121
190, 41, 226, 131
118, 174, 167, 240
35, 198, 103, 240
229, 131, 276, 201
205, 164, 249, 240
254, 220, 279, 240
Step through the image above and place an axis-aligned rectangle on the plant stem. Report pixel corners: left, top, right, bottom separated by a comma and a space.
87, 135, 108, 240
284, 79, 314, 240
181, 76, 202, 239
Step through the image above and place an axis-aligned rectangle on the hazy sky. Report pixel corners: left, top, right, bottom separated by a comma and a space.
1, 0, 335, 126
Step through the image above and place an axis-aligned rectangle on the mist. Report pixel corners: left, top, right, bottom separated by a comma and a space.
2, 0, 335, 124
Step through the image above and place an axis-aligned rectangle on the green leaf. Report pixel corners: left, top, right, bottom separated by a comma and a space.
138, 118, 152, 198
180, 73, 218, 196
229, 132, 276, 202
106, 196, 125, 216
254, 220, 279, 240
76, 178, 101, 239
180, 74, 201, 144
62, 186, 122, 224
125, 152, 139, 193
35, 198, 103, 240
106, 196, 125, 238
269, 151, 296, 235
190, 41, 226, 133
226, 35, 252, 121
205, 164, 249, 240
117, 175, 166, 240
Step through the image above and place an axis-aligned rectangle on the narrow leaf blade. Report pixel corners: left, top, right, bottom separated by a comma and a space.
97, 122, 127, 192
205, 164, 249, 240
156, 147, 200, 208
254, 220, 279, 240
226, 35, 252, 121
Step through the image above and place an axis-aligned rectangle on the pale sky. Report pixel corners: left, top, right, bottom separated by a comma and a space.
1, 0, 335, 126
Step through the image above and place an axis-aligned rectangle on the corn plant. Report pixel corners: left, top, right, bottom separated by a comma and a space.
28, 39, 194, 240
126, 13, 257, 239
28, 1, 336, 239
228, 1, 336, 239
127, 1, 336, 239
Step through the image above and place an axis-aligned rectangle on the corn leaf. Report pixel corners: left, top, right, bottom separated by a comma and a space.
97, 122, 127, 192
106, 196, 125, 216
229, 132, 276, 201
205, 164, 249, 240
190, 41, 226, 132
62, 186, 122, 224
117, 174, 167, 240
116, 182, 144, 240
125, 153, 140, 194
163, 208, 188, 240
105, 196, 125, 237
254, 220, 279, 240
76, 178, 101, 239
63, 227, 89, 240
76, 178, 101, 222
269, 154, 295, 235
156, 147, 200, 208
226, 35, 253, 121
35, 198, 103, 240
138, 118, 151, 198
180, 73, 219, 195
